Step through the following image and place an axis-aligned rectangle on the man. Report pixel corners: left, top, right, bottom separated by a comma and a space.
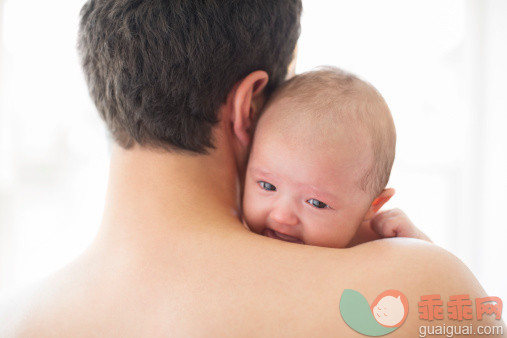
1, 1, 503, 336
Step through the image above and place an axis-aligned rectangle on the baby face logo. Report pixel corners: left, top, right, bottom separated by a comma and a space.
371, 290, 409, 327
340, 289, 409, 336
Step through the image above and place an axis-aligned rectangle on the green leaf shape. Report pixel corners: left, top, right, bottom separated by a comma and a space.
339, 289, 398, 337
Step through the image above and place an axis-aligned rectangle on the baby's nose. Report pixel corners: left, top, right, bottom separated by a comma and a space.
270, 203, 299, 226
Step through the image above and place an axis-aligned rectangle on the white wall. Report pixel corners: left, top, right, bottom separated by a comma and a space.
0, 0, 505, 304
0, 0, 109, 294
297, 0, 506, 302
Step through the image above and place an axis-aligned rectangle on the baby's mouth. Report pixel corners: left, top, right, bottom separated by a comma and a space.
263, 228, 304, 244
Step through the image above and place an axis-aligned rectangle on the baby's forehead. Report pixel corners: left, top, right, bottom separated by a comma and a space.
257, 94, 365, 142
254, 98, 374, 171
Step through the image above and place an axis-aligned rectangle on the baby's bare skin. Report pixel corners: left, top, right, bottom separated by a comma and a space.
371, 208, 432, 242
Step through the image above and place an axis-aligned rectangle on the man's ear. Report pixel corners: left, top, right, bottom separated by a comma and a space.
231, 70, 269, 148
363, 188, 395, 221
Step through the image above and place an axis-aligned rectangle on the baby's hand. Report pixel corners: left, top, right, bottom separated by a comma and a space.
370, 209, 431, 242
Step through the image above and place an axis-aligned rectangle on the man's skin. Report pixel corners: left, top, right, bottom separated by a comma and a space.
0, 71, 504, 337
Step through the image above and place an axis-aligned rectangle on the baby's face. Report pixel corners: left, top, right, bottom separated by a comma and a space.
242, 100, 374, 248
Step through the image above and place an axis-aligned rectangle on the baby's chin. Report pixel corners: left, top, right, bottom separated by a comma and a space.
262, 228, 304, 244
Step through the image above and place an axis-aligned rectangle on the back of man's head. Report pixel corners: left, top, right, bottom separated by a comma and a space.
78, 0, 302, 153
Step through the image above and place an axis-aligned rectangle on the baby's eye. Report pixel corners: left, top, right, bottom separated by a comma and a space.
307, 198, 328, 209
258, 181, 276, 191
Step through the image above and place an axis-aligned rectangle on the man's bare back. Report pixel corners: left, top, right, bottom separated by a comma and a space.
1, 146, 501, 337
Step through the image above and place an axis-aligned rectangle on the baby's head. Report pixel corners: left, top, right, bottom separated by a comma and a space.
242, 67, 396, 248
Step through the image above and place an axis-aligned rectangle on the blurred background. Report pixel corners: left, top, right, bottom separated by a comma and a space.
1, 0, 506, 304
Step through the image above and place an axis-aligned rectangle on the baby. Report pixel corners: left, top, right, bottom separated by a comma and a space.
242, 67, 430, 248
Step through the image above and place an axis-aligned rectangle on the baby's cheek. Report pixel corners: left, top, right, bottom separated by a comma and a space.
311, 222, 359, 248
241, 191, 264, 234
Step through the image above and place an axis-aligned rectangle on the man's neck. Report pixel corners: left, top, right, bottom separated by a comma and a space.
94, 143, 244, 250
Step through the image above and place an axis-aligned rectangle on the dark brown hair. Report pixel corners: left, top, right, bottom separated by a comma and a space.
78, 0, 302, 153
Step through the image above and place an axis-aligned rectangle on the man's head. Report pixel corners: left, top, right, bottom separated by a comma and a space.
242, 68, 396, 248
78, 0, 302, 153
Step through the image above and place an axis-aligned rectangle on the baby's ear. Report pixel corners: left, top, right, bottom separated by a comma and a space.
363, 188, 395, 220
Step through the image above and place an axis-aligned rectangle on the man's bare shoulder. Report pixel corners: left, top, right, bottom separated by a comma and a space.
326, 238, 504, 336
0, 235, 501, 337
0, 250, 116, 337
334, 238, 484, 295
0, 275, 69, 337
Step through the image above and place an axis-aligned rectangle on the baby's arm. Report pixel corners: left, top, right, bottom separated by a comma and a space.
370, 208, 432, 242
